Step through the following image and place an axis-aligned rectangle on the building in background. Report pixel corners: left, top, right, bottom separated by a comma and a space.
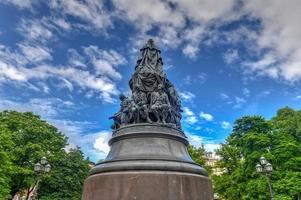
204, 151, 224, 176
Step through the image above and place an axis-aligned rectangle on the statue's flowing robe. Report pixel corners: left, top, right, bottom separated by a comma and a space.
130, 46, 166, 93
111, 39, 183, 129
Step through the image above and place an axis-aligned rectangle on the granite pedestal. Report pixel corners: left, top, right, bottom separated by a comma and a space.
82, 124, 213, 200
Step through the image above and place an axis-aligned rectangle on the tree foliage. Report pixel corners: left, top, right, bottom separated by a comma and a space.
38, 148, 90, 200
0, 111, 90, 199
188, 145, 206, 166
0, 124, 14, 199
187, 145, 213, 175
213, 107, 301, 200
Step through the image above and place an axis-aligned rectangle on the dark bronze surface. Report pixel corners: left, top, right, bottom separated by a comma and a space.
82, 40, 214, 199
82, 171, 213, 200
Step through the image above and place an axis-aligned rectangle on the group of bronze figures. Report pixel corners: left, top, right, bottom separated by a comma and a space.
110, 39, 183, 130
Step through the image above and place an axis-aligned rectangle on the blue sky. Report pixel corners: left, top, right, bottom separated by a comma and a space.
1, 0, 301, 162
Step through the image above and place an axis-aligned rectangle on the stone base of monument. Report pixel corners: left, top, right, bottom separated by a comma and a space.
83, 171, 212, 200
82, 124, 214, 200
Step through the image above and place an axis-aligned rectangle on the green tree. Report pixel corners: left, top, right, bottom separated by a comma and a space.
0, 124, 14, 199
187, 145, 213, 175
38, 148, 90, 200
213, 108, 301, 200
0, 111, 90, 199
0, 111, 67, 198
188, 145, 206, 166
269, 107, 301, 199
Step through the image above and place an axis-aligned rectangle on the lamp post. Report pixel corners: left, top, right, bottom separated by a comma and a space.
256, 156, 274, 200
34, 157, 51, 174
29, 157, 51, 200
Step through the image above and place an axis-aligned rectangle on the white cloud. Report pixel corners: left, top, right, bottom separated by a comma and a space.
237, 0, 301, 82
179, 91, 195, 102
221, 121, 231, 129
183, 26, 204, 44
0, 43, 125, 103
242, 88, 250, 97
0, 97, 74, 119
186, 132, 220, 152
1, 0, 35, 9
83, 45, 127, 80
172, 0, 236, 23
204, 127, 214, 134
0, 43, 28, 66
183, 75, 192, 85
219, 93, 247, 108
197, 73, 207, 83
182, 26, 204, 58
182, 44, 199, 59
0, 61, 27, 81
93, 131, 111, 155
18, 43, 52, 63
121, 0, 237, 58
113, 0, 185, 32
233, 96, 246, 109
40, 83, 50, 93
242, 53, 280, 79
200, 111, 214, 121
183, 107, 198, 125
3, 0, 116, 39
205, 25, 259, 48
7, 0, 238, 60
37, 65, 119, 103
177, 0, 237, 46
58, 78, 74, 91
220, 92, 230, 100
53, 18, 72, 30
259, 90, 271, 97
53, 121, 111, 162
67, 49, 86, 68
204, 143, 221, 152
187, 132, 203, 147
50, 0, 112, 31
223, 49, 239, 64
0, 64, 119, 103
95, 60, 122, 80
157, 25, 182, 49
183, 73, 207, 85
17, 19, 54, 42
65, 129, 112, 162
195, 126, 201, 131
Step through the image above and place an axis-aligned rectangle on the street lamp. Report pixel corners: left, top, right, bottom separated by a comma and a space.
260, 155, 268, 165
34, 162, 41, 172
40, 156, 47, 165
34, 156, 51, 174
30, 157, 51, 200
265, 162, 273, 173
256, 163, 263, 173
256, 156, 274, 200
45, 164, 51, 173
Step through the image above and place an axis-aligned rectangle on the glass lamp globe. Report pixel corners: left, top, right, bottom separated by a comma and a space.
34, 162, 41, 172
41, 156, 47, 165
45, 164, 51, 173
265, 162, 273, 172
259, 156, 267, 165
256, 163, 263, 173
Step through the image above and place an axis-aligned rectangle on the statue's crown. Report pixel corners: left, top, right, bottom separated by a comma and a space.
145, 38, 155, 49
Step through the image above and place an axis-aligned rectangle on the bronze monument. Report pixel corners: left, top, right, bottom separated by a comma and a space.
82, 39, 213, 200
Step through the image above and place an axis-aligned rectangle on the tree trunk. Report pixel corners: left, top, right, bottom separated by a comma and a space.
25, 187, 31, 200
